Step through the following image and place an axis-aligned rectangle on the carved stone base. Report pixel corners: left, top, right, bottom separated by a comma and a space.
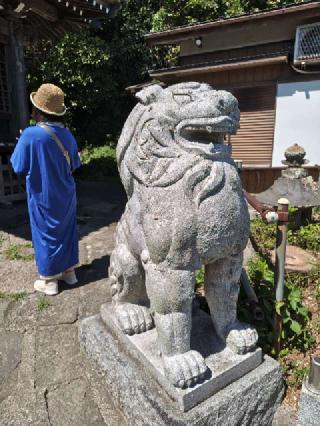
101, 303, 262, 411
80, 306, 284, 424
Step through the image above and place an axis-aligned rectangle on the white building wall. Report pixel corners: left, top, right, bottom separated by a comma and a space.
272, 80, 320, 166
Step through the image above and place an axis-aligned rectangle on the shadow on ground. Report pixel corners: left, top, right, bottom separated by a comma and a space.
0, 179, 124, 294
0, 178, 126, 240
59, 255, 110, 293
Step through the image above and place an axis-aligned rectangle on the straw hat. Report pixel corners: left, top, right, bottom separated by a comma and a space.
30, 83, 66, 116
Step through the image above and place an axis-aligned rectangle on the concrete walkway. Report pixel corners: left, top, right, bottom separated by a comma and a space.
0, 180, 127, 426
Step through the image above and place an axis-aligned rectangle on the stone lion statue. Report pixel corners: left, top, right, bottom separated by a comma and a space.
108, 82, 258, 389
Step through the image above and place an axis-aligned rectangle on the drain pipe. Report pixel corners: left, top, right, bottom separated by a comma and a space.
307, 355, 320, 393
274, 198, 289, 355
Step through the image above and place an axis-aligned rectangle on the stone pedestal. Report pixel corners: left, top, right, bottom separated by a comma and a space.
298, 380, 320, 426
80, 305, 284, 425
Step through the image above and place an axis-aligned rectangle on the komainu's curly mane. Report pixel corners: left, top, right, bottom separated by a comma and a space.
117, 82, 240, 198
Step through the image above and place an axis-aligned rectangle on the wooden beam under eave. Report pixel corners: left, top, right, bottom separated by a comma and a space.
149, 55, 288, 79
24, 0, 58, 22
97, 0, 120, 5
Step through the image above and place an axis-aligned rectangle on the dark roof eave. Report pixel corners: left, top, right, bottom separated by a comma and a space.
149, 55, 288, 79
145, 1, 320, 46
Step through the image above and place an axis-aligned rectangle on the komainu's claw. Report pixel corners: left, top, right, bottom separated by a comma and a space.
114, 303, 154, 335
226, 321, 258, 354
163, 350, 208, 388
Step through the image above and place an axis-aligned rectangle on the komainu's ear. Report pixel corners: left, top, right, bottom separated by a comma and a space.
136, 84, 163, 105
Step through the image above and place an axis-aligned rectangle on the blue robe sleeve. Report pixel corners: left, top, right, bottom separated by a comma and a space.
10, 128, 32, 175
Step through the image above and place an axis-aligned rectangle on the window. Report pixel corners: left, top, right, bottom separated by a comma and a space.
294, 23, 320, 64
230, 85, 276, 167
272, 80, 320, 166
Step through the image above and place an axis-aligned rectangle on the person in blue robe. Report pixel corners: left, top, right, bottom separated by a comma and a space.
11, 83, 81, 295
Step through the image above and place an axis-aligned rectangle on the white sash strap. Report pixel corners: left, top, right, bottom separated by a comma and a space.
38, 123, 71, 168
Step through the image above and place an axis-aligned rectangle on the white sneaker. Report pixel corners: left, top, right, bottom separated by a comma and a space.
34, 279, 58, 296
60, 270, 78, 285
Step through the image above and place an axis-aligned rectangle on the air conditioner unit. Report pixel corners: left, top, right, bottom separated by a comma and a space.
294, 22, 320, 65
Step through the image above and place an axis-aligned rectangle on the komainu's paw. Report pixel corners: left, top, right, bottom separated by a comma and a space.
163, 350, 208, 389
114, 303, 154, 335
226, 321, 258, 355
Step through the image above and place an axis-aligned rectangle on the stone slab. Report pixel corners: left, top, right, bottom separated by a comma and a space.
0, 332, 50, 426
298, 380, 320, 426
100, 303, 262, 411
36, 324, 83, 387
80, 314, 284, 425
46, 378, 106, 426
0, 329, 22, 401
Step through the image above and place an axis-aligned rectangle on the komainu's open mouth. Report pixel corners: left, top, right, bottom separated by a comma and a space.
176, 116, 238, 155
180, 126, 226, 144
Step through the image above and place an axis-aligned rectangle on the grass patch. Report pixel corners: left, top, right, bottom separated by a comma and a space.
4, 243, 34, 261
0, 291, 27, 301
75, 144, 118, 181
37, 295, 51, 311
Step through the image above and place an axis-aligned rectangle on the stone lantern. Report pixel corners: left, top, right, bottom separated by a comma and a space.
256, 144, 320, 226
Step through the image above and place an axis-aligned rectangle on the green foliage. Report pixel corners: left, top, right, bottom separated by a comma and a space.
242, 256, 275, 353
26, 1, 163, 146
37, 295, 51, 312
75, 145, 118, 180
288, 223, 320, 253
195, 266, 205, 290
0, 291, 27, 301
279, 284, 313, 351
286, 363, 309, 388
243, 255, 313, 354
251, 215, 320, 253
151, 0, 221, 32
313, 207, 320, 221
150, 0, 302, 32
250, 216, 276, 251
4, 243, 34, 261
26, 32, 115, 147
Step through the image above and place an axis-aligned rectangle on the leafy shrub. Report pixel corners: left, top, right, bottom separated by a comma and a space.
26, 32, 115, 147
75, 145, 118, 180
241, 255, 313, 354
285, 362, 309, 388
251, 215, 320, 253
288, 223, 320, 253
195, 267, 205, 290
250, 217, 276, 251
